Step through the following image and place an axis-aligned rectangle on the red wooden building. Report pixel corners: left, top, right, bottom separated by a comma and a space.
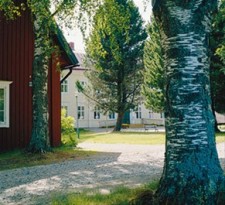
0, 1, 78, 152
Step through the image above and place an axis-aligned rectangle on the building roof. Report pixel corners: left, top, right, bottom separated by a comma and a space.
74, 52, 86, 69
55, 27, 79, 66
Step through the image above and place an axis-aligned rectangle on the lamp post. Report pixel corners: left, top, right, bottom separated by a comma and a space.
75, 93, 80, 139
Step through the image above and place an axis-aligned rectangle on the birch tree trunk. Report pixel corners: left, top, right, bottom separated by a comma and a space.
28, 10, 51, 152
153, 0, 224, 204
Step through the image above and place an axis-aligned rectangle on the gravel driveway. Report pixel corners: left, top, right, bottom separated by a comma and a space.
0, 142, 224, 205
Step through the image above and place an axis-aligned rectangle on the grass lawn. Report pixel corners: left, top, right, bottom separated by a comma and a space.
52, 181, 159, 205
0, 133, 98, 171
78, 130, 166, 144
78, 129, 225, 144
0, 130, 224, 171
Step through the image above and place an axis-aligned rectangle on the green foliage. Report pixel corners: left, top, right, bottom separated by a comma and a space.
0, 0, 25, 19
210, 0, 225, 113
61, 109, 77, 146
84, 0, 147, 130
215, 0, 225, 65
142, 17, 165, 113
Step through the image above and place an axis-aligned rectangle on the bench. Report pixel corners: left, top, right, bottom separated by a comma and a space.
142, 118, 165, 132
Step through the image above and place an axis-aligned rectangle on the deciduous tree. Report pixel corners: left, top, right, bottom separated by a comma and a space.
152, 0, 224, 203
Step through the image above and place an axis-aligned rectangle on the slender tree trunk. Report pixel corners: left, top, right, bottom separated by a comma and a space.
153, 0, 224, 204
114, 111, 124, 131
28, 11, 51, 153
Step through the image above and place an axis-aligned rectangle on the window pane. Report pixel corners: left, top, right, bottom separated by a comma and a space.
0, 88, 4, 97
0, 88, 4, 122
0, 111, 3, 122
0, 99, 4, 110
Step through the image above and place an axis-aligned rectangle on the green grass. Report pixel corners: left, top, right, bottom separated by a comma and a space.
0, 134, 97, 171
52, 181, 159, 205
0, 131, 224, 171
216, 132, 225, 143
79, 130, 166, 144
78, 130, 225, 145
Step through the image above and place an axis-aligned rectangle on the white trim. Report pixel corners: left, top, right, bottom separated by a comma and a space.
0, 81, 12, 128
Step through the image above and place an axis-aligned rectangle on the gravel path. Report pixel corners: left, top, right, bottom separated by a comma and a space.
0, 142, 224, 205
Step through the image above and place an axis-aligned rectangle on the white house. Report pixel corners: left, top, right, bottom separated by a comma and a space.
61, 50, 165, 128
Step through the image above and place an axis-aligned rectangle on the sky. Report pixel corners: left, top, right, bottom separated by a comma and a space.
64, 0, 152, 53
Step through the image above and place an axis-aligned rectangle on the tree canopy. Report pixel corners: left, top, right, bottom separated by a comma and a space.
142, 17, 165, 113
82, 0, 147, 131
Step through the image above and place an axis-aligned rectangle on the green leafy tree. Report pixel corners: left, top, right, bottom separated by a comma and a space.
152, 0, 224, 204
84, 0, 147, 131
216, 0, 225, 64
142, 17, 165, 113
26, 0, 80, 152
210, 0, 225, 132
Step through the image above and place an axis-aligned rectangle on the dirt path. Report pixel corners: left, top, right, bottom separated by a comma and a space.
0, 142, 224, 205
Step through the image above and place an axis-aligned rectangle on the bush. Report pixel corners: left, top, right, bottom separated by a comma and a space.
61, 109, 77, 146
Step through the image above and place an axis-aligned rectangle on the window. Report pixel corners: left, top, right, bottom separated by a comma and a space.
76, 81, 85, 93
149, 111, 154, 119
78, 106, 84, 119
0, 81, 12, 128
108, 111, 115, 119
61, 106, 68, 116
160, 112, 164, 118
94, 106, 101, 119
61, 80, 68, 92
135, 105, 142, 119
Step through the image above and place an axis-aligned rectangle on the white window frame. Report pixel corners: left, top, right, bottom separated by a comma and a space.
94, 106, 101, 119
61, 79, 68, 93
108, 111, 115, 119
0, 81, 12, 128
135, 105, 142, 119
78, 106, 85, 119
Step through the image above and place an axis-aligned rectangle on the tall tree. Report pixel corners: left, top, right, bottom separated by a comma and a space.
84, 0, 147, 131
152, 0, 224, 204
210, 0, 225, 131
26, 0, 78, 152
216, 0, 225, 64
142, 17, 165, 113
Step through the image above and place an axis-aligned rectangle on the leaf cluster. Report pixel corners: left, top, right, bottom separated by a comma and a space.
0, 0, 25, 19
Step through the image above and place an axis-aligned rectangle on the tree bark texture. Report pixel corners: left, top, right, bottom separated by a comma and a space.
28, 12, 51, 152
153, 0, 224, 204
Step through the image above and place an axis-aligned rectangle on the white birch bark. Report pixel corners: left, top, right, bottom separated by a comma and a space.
153, 0, 224, 204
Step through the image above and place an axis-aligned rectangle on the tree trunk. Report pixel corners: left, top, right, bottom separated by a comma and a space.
28, 12, 51, 153
114, 111, 124, 131
153, 0, 224, 204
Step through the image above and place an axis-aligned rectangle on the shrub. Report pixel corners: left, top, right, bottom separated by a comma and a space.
61, 109, 77, 146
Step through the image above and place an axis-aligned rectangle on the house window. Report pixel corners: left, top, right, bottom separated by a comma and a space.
76, 81, 85, 93
94, 106, 101, 119
78, 106, 84, 119
61, 80, 68, 92
108, 111, 115, 119
135, 105, 142, 119
149, 111, 154, 119
61, 106, 68, 116
0, 81, 12, 128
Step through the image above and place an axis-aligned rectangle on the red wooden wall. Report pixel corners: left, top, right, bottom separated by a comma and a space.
0, 1, 63, 152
